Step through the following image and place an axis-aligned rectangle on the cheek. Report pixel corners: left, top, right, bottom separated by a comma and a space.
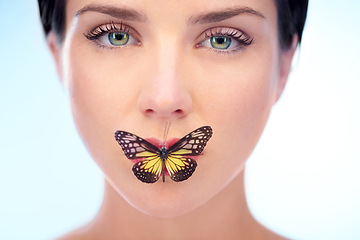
67, 54, 115, 148
195, 49, 279, 182
63, 43, 138, 182
66, 43, 143, 136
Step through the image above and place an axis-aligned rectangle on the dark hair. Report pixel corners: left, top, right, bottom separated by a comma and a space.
38, 0, 308, 49
38, 0, 66, 43
276, 0, 308, 48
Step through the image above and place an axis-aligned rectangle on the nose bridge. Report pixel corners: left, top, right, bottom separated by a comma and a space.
138, 35, 192, 119
154, 36, 179, 90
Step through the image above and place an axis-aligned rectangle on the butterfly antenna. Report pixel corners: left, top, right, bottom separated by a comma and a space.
163, 122, 171, 148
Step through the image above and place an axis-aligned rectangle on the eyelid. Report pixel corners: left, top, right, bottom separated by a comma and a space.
200, 27, 251, 40
196, 27, 254, 51
84, 21, 141, 47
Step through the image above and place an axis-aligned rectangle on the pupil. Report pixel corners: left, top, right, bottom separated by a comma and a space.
115, 33, 124, 41
216, 37, 225, 44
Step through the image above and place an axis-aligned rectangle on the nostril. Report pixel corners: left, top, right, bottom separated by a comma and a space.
145, 109, 155, 116
175, 109, 185, 116
143, 108, 185, 118
174, 109, 185, 117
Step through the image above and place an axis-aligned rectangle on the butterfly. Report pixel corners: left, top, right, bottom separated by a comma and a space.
114, 126, 213, 183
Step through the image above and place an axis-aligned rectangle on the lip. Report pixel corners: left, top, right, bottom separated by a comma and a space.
145, 137, 201, 160
130, 137, 177, 164
146, 137, 179, 149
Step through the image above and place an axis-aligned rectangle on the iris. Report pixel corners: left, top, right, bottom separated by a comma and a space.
108, 32, 129, 46
210, 36, 231, 49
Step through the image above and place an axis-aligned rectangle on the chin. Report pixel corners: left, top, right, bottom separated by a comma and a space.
119, 176, 213, 218
136, 201, 197, 219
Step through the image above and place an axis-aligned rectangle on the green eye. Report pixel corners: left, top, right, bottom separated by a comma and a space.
210, 36, 231, 49
108, 32, 129, 46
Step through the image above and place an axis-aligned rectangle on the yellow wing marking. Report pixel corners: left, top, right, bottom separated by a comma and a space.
136, 151, 158, 158
170, 149, 193, 155
165, 155, 188, 175
141, 156, 162, 175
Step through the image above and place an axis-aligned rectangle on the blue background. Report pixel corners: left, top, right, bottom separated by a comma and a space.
1, 0, 359, 239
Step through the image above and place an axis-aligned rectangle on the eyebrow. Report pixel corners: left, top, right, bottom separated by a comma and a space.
188, 7, 265, 24
75, 4, 147, 22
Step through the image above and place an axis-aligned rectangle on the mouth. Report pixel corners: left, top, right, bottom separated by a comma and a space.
145, 137, 202, 158
130, 137, 201, 176
145, 137, 179, 149
115, 126, 212, 183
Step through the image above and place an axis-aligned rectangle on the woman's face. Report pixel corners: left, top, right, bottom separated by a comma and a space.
52, 0, 294, 217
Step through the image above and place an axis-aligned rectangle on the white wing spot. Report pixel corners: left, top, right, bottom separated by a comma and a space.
184, 144, 192, 149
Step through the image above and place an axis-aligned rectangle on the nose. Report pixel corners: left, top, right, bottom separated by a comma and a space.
138, 46, 192, 120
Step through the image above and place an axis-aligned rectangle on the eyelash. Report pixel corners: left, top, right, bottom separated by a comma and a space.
198, 27, 254, 54
84, 22, 253, 54
84, 21, 140, 48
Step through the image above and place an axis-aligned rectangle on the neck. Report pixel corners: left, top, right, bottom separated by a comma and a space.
84, 171, 280, 239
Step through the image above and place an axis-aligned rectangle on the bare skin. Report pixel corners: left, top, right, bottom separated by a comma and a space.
59, 172, 286, 240
48, 0, 297, 239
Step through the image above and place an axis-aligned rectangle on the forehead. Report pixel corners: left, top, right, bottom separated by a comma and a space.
65, 0, 277, 25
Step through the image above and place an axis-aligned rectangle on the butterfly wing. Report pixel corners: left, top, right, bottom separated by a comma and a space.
167, 126, 213, 156
132, 155, 163, 183
165, 155, 197, 182
115, 130, 163, 183
115, 130, 160, 159
115, 126, 212, 183
164, 126, 212, 182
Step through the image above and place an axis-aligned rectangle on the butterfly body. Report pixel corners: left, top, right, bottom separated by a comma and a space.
158, 146, 168, 182
159, 147, 168, 162
115, 126, 213, 183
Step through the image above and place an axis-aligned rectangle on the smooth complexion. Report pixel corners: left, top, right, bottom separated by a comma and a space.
48, 0, 297, 239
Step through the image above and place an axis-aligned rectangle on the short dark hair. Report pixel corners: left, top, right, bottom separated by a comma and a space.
38, 0, 66, 43
276, 0, 308, 48
38, 0, 308, 49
